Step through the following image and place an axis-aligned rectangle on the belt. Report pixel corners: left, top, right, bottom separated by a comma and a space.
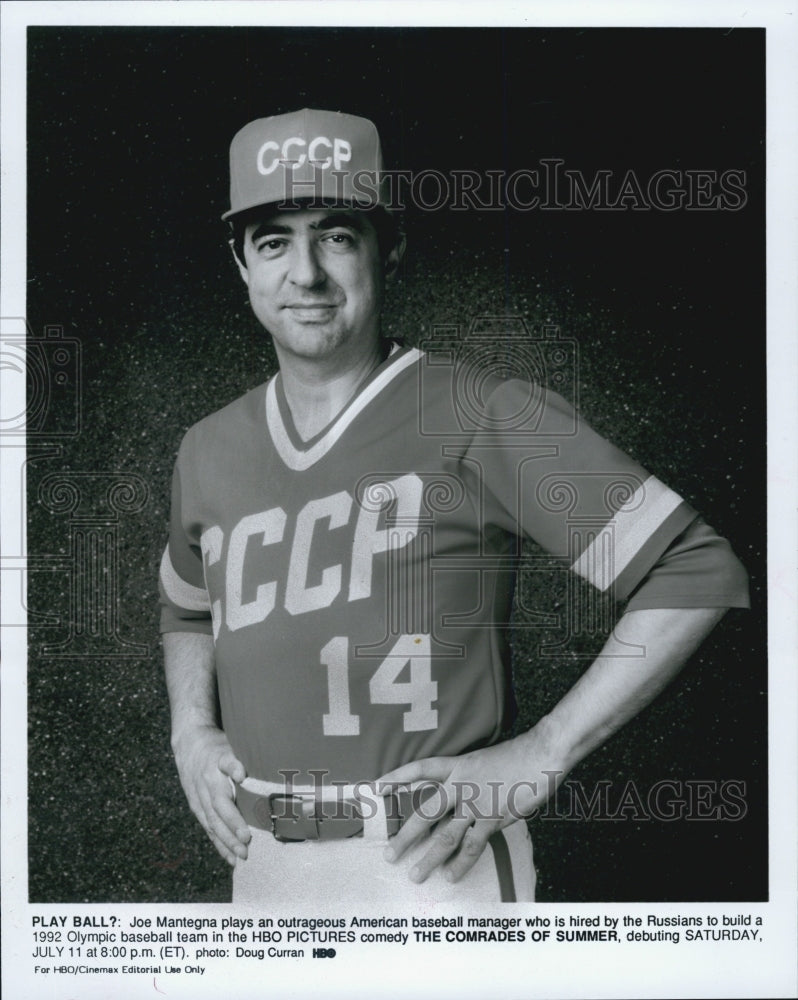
236, 785, 430, 843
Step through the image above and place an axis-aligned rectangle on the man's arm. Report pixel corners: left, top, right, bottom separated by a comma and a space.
163, 631, 251, 866
380, 606, 726, 884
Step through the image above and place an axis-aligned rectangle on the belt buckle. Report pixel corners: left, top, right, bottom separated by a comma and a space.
269, 793, 320, 842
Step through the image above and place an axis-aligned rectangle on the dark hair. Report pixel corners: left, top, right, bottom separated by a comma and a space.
229, 203, 402, 270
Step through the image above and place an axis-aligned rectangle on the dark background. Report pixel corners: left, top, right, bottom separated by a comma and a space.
26, 27, 765, 903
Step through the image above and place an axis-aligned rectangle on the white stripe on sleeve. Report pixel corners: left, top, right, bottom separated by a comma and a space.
159, 545, 211, 612
570, 476, 684, 591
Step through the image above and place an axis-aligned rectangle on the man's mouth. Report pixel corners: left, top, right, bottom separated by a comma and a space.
284, 302, 338, 309
283, 303, 339, 322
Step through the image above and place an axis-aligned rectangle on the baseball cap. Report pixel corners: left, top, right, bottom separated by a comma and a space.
223, 108, 387, 220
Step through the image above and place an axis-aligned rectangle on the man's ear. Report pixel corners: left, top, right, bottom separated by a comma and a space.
384, 233, 406, 281
229, 238, 249, 286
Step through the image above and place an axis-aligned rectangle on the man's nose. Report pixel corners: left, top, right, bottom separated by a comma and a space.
287, 239, 325, 287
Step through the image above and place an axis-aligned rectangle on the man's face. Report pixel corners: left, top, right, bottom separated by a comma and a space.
237, 205, 390, 367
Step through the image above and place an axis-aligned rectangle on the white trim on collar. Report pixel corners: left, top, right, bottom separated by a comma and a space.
265, 347, 423, 471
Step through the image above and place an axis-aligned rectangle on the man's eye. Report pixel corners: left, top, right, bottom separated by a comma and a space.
322, 231, 355, 247
255, 238, 285, 253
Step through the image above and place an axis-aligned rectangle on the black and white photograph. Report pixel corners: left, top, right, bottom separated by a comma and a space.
1, 2, 796, 998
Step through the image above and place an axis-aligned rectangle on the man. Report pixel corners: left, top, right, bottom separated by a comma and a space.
159, 109, 749, 905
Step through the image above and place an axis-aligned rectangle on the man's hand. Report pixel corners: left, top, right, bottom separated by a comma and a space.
379, 608, 728, 886
163, 632, 251, 866
171, 724, 251, 866
378, 720, 567, 885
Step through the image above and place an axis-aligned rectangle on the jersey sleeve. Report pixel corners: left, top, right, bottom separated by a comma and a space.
624, 516, 750, 610
466, 378, 748, 608
159, 433, 214, 636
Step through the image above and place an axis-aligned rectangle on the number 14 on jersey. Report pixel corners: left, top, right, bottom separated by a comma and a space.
319, 634, 438, 735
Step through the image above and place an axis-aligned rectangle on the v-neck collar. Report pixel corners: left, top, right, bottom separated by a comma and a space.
265, 343, 422, 471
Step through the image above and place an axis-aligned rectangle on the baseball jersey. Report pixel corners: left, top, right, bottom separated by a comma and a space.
159, 344, 749, 785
